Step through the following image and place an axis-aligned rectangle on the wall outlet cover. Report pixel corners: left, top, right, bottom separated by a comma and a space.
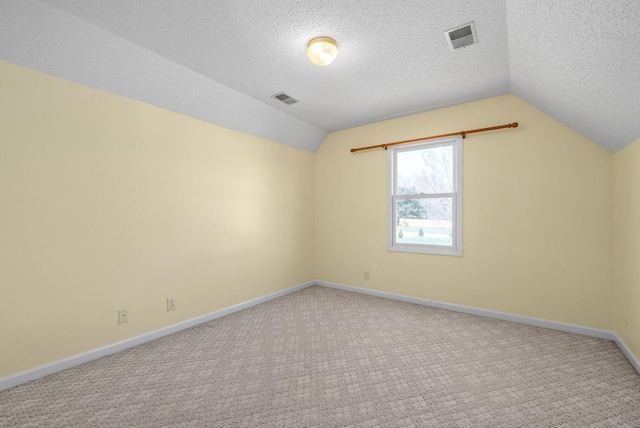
118, 309, 128, 324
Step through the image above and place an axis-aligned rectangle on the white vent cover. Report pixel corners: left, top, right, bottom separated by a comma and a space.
445, 21, 478, 51
271, 92, 298, 105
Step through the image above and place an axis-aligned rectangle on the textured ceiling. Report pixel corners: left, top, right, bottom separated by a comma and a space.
507, 0, 640, 153
1, 0, 639, 152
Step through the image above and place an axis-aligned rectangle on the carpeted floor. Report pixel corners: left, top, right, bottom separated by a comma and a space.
1, 285, 639, 427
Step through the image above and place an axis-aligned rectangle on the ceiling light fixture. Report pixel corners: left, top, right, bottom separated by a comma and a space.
307, 37, 338, 66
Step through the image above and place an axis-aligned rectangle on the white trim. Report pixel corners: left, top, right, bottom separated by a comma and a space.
316, 281, 640, 376
613, 333, 640, 374
0, 281, 315, 392
3, 279, 638, 392
387, 136, 463, 256
315, 281, 615, 340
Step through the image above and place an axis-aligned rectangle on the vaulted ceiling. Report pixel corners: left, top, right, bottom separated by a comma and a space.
1, 1, 638, 152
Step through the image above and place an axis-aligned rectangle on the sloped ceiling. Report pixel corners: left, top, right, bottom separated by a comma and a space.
1, 0, 638, 152
507, 0, 640, 153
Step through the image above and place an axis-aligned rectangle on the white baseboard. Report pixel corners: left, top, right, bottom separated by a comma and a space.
0, 281, 315, 392
315, 281, 640, 376
613, 333, 640, 374
316, 281, 614, 339
316, 281, 640, 374
3, 279, 638, 392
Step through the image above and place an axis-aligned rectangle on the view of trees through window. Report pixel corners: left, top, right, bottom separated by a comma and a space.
395, 144, 454, 246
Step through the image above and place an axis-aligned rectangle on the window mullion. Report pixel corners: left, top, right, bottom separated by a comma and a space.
394, 193, 455, 199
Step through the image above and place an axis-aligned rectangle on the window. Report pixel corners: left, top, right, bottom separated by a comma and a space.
388, 136, 462, 256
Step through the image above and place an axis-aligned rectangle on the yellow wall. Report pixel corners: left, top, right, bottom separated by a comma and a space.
0, 61, 315, 378
316, 95, 614, 330
613, 137, 640, 357
1, 60, 633, 381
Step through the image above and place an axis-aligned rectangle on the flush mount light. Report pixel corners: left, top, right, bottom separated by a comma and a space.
307, 37, 338, 66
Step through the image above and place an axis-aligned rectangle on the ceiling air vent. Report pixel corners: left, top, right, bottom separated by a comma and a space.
445, 21, 478, 51
271, 92, 298, 105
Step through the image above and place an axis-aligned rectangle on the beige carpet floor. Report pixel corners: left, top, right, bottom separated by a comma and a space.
1, 285, 639, 427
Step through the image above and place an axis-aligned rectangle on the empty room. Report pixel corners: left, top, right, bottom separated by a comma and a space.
1, 1, 639, 426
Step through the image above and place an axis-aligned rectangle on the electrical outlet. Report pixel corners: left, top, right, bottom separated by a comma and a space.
364, 270, 370, 280
118, 309, 128, 324
625, 313, 629, 331
167, 297, 176, 312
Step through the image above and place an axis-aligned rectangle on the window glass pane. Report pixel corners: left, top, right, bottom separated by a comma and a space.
395, 198, 453, 246
396, 145, 453, 194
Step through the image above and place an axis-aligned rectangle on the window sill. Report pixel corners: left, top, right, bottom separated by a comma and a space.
387, 244, 462, 257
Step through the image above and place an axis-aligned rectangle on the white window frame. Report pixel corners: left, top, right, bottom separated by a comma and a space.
388, 135, 463, 256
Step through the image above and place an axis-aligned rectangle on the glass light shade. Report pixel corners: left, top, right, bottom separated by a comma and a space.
307, 37, 338, 66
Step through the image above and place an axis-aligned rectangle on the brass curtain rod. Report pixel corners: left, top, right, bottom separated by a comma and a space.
350, 122, 519, 153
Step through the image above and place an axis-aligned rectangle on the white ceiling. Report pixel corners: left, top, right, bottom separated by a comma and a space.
1, 0, 639, 152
